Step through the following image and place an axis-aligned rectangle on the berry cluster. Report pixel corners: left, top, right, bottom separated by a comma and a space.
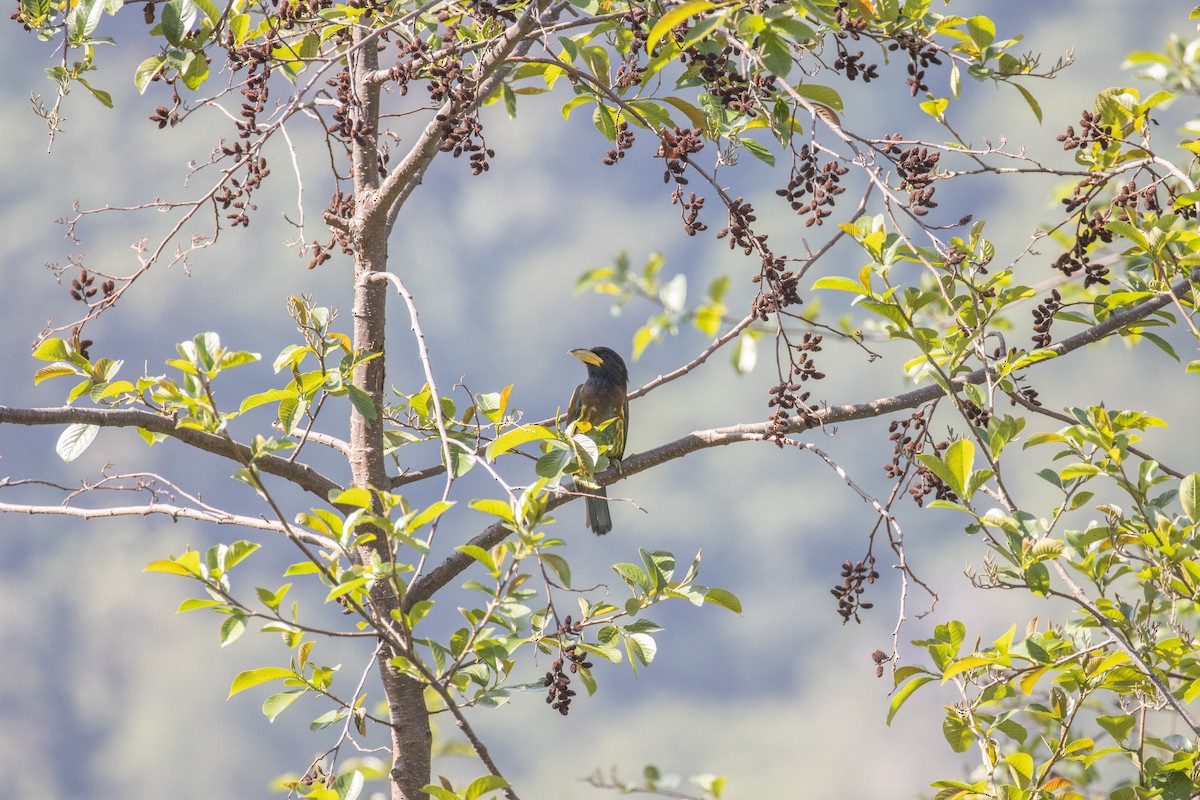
881, 135, 940, 215
657, 128, 707, 233
655, 126, 705, 186
883, 409, 957, 507
958, 391, 990, 429
830, 556, 878, 624
765, 333, 824, 443
306, 239, 333, 270
438, 112, 493, 175
1113, 178, 1162, 217
1031, 288, 1062, 348
908, 440, 956, 507
426, 49, 467, 104
691, 45, 775, 117
148, 102, 180, 129
544, 616, 591, 716
670, 188, 708, 237
602, 121, 635, 165
613, 6, 648, 91
830, 4, 879, 83
68, 267, 113, 305
1051, 207, 1114, 287
9, 3, 31, 29
888, 30, 942, 96
384, 37, 430, 96
326, 69, 357, 142
775, 144, 848, 227
1056, 109, 1114, 151
321, 191, 356, 254
717, 198, 765, 255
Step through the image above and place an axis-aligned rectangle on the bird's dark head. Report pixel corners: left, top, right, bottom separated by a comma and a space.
570, 346, 628, 387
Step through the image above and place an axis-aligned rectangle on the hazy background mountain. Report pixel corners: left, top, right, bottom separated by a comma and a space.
0, 3, 1194, 797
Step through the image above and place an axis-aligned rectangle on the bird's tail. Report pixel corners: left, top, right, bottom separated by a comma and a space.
585, 487, 612, 535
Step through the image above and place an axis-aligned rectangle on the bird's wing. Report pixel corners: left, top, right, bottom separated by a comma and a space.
567, 383, 583, 424
615, 395, 629, 459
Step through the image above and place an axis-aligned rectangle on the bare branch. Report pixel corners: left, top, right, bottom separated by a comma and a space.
0, 500, 342, 549
0, 404, 341, 498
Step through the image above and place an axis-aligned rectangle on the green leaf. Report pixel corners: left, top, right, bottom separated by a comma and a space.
629, 632, 657, 667
613, 562, 651, 593
447, 442, 476, 477
739, 136, 775, 166
66, 0, 104, 40
1097, 714, 1136, 743
229, 666, 295, 698
191, 0, 219, 23
757, 29, 791, 77
221, 540, 260, 570
660, 96, 707, 130
561, 95, 593, 121
646, 0, 719, 55
262, 689, 304, 722
965, 15, 995, 48
1059, 463, 1100, 481
592, 102, 617, 140
160, 0, 185, 45
326, 577, 368, 602
456, 544, 498, 572
541, 552, 571, 586
56, 423, 98, 462
794, 82, 844, 113
144, 558, 199, 577
409, 500, 454, 531
1012, 82, 1043, 123
330, 487, 374, 510
220, 613, 247, 646
1024, 562, 1050, 595
464, 775, 509, 800
535, 448, 571, 480
812, 276, 867, 294
942, 709, 974, 752
32, 338, 70, 361
1182, 474, 1200, 525
919, 97, 948, 120
942, 439, 974, 498
487, 424, 556, 460
915, 453, 960, 500
1006, 752, 1033, 787
177, 597, 223, 612
34, 364, 81, 385
76, 77, 113, 108
702, 587, 742, 614
239, 388, 294, 415
468, 498, 512, 522
887, 675, 934, 725
346, 384, 377, 422
942, 654, 995, 683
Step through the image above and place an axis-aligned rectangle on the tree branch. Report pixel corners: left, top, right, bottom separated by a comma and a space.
0, 500, 343, 550
361, 0, 552, 230
0, 405, 341, 499
405, 271, 1197, 607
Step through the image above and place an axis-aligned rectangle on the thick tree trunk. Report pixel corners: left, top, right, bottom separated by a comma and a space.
348, 26, 433, 800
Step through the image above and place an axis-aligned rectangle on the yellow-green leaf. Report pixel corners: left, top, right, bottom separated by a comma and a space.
229, 667, 296, 698
646, 0, 718, 55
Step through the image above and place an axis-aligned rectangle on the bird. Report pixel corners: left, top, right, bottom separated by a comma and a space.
566, 346, 629, 535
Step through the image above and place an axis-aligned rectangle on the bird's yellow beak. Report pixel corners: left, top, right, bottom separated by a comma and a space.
569, 348, 603, 366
